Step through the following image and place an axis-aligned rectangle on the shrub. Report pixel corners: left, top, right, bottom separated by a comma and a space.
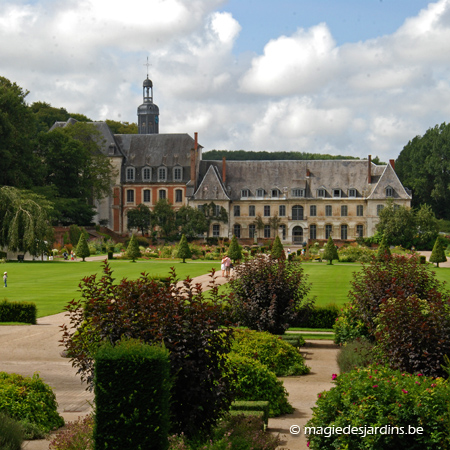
228, 255, 312, 335
75, 234, 90, 262
375, 295, 450, 377
294, 304, 340, 329
228, 235, 242, 262
61, 262, 234, 438
126, 234, 141, 262
337, 245, 375, 263
230, 329, 309, 376
333, 304, 368, 345
430, 236, 447, 267
49, 415, 94, 450
306, 366, 450, 449
0, 299, 36, 324
0, 372, 64, 436
322, 236, 338, 264
227, 353, 293, 417
336, 338, 375, 373
0, 413, 23, 450
270, 236, 285, 259
176, 234, 192, 263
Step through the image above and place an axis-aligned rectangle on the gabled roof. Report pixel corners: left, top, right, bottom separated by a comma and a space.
367, 163, 412, 200
193, 165, 230, 201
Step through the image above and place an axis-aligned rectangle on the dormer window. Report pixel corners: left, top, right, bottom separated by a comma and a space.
292, 189, 305, 198
126, 167, 135, 181
386, 186, 394, 197
333, 189, 342, 198
348, 188, 357, 198
173, 167, 182, 181
256, 188, 265, 198
158, 167, 167, 182
241, 189, 250, 198
271, 189, 279, 198
317, 188, 326, 198
143, 167, 151, 181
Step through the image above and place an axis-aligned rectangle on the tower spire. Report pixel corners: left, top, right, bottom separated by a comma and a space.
137, 58, 159, 134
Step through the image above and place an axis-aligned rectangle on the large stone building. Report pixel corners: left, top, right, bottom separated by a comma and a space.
51, 75, 411, 242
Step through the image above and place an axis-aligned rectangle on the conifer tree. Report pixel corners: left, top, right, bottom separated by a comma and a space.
227, 235, 242, 263
126, 234, 141, 262
430, 236, 447, 267
176, 234, 192, 263
76, 233, 90, 262
271, 235, 285, 259
376, 234, 391, 260
323, 235, 339, 265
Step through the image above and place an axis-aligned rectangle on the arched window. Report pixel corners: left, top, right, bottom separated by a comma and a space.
292, 205, 304, 220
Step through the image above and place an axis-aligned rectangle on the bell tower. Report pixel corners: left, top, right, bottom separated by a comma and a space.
137, 59, 159, 134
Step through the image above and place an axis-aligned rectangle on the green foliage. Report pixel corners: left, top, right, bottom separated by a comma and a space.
307, 366, 450, 449
322, 236, 338, 264
229, 401, 270, 426
0, 413, 23, 450
429, 236, 447, 266
231, 329, 310, 376
336, 338, 375, 373
229, 255, 312, 334
227, 235, 242, 262
0, 299, 36, 324
176, 234, 192, 263
127, 204, 152, 236
68, 225, 85, 246
94, 339, 171, 450
49, 415, 94, 450
337, 245, 376, 262
375, 295, 450, 377
294, 304, 340, 329
270, 235, 284, 259
153, 199, 176, 238
126, 234, 141, 262
333, 304, 368, 345
176, 206, 209, 239
75, 234, 90, 262
105, 119, 138, 134
227, 353, 293, 417
0, 372, 64, 435
376, 234, 391, 260
61, 262, 234, 438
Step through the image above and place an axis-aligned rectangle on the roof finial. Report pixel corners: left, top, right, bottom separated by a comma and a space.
144, 56, 151, 78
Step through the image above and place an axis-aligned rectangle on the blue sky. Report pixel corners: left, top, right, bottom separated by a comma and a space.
1, 0, 450, 161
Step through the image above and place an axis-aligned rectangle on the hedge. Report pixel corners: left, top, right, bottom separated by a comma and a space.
0, 300, 37, 324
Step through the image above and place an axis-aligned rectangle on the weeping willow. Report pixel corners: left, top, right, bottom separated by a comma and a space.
0, 186, 54, 256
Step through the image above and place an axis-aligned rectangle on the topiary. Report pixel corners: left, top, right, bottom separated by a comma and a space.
270, 235, 285, 259
227, 235, 242, 263
75, 233, 90, 262
126, 234, 141, 262
429, 236, 447, 267
176, 234, 192, 263
227, 353, 293, 417
231, 329, 309, 376
322, 236, 339, 264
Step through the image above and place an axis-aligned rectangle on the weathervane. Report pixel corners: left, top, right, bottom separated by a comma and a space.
144, 57, 151, 78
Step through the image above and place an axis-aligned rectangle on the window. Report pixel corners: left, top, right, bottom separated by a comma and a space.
249, 224, 256, 238
356, 205, 364, 216
341, 224, 348, 240
173, 167, 182, 181
318, 188, 326, 198
143, 189, 151, 203
126, 189, 134, 203
310, 224, 317, 240
159, 189, 166, 200
158, 167, 167, 181
292, 205, 304, 220
292, 189, 304, 198
256, 189, 264, 198
126, 167, 135, 181
357, 225, 364, 238
264, 205, 270, 217
349, 188, 357, 198
234, 205, 240, 217
233, 224, 241, 238
198, 205, 204, 212
264, 225, 271, 238
333, 189, 341, 198
241, 189, 250, 198
386, 186, 393, 197
214, 205, 221, 216
249, 205, 256, 216
212, 224, 220, 237
341, 205, 348, 217
143, 167, 151, 181
279, 205, 286, 217
325, 205, 332, 217
325, 224, 333, 239
271, 189, 279, 198
175, 189, 183, 203
280, 224, 286, 240
310, 205, 317, 217
377, 204, 384, 216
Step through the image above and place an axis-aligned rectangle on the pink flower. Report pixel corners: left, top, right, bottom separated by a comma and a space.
373, 385, 378, 388
402, 389, 408, 394
307, 442, 310, 447
431, 383, 437, 388
417, 373, 423, 376
332, 373, 337, 380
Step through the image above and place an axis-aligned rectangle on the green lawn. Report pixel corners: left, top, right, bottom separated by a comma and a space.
0, 260, 220, 317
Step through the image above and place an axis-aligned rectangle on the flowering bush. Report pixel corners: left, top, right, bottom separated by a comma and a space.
337, 245, 376, 263
333, 304, 368, 345
307, 366, 450, 449
49, 415, 93, 450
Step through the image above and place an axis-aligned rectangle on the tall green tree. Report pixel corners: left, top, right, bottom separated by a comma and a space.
376, 234, 391, 260
153, 199, 176, 239
75, 233, 90, 262
127, 204, 152, 236
271, 235, 285, 259
429, 237, 447, 267
323, 236, 339, 265
176, 234, 192, 263
176, 206, 209, 239
0, 186, 53, 256
396, 122, 450, 220
105, 119, 138, 134
227, 235, 242, 263
126, 234, 141, 262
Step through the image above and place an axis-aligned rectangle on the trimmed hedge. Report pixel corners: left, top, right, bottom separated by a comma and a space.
230, 401, 269, 426
294, 304, 340, 329
94, 339, 171, 450
0, 299, 37, 324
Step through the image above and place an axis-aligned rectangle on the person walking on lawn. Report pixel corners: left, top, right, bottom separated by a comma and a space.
3, 272, 7, 288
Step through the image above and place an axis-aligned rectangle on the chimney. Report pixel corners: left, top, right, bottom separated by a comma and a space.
368, 155, 372, 184
190, 148, 196, 186
389, 159, 395, 171
222, 157, 226, 183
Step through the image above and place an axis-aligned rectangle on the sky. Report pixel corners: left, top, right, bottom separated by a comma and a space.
2, 0, 450, 161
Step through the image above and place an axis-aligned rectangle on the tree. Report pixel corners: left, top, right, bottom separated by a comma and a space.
200, 202, 228, 237
126, 234, 141, 262
268, 213, 282, 237
176, 234, 192, 263
176, 206, 209, 239
415, 204, 439, 249
396, 122, 450, 220
105, 119, 138, 134
127, 204, 152, 236
323, 236, 339, 265
429, 236, 447, 267
227, 235, 242, 263
376, 234, 391, 260
252, 214, 265, 239
271, 235, 285, 259
153, 199, 176, 239
76, 233, 90, 262
0, 186, 54, 256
